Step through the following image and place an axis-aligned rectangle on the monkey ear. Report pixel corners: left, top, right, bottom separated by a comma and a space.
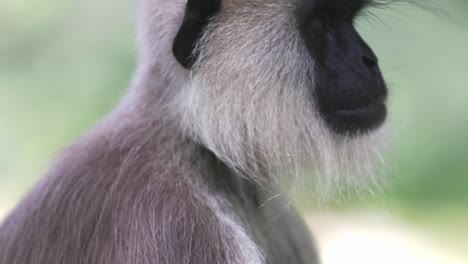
173, 0, 221, 69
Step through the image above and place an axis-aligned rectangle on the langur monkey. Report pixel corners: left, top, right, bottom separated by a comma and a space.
0, 0, 390, 263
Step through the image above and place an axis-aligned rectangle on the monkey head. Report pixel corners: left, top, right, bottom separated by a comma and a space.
150, 0, 390, 196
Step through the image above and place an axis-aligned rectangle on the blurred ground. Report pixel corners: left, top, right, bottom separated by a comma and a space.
306, 211, 467, 264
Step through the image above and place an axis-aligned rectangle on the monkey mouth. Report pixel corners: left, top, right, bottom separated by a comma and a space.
335, 101, 386, 118
325, 98, 387, 135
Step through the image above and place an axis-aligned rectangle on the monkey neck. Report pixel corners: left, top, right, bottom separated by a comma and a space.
102, 63, 271, 207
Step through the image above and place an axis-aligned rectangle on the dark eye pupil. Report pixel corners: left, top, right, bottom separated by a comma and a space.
312, 20, 325, 32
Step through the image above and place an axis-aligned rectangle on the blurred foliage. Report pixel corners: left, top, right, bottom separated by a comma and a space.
356, 0, 468, 210
0, 0, 467, 217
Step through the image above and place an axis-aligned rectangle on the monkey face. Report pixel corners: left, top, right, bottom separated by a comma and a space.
174, 0, 387, 136
171, 0, 390, 194
300, 0, 388, 135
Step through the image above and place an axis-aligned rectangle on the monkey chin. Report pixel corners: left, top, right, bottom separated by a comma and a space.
325, 99, 388, 137
279, 121, 391, 205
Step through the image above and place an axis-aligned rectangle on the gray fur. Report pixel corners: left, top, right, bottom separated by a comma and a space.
0, 0, 388, 263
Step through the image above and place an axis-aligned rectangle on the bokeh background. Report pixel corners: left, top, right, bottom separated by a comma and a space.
0, 0, 467, 263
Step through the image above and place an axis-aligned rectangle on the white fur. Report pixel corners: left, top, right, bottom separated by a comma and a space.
173, 1, 390, 200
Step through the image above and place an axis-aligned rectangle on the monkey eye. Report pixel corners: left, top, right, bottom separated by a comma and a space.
309, 15, 330, 34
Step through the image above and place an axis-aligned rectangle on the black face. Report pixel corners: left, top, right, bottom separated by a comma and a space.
300, 0, 388, 135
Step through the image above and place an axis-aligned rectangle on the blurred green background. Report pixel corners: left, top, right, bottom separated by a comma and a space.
0, 0, 467, 263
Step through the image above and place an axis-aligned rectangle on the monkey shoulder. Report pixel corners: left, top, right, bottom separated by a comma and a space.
0, 132, 265, 264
